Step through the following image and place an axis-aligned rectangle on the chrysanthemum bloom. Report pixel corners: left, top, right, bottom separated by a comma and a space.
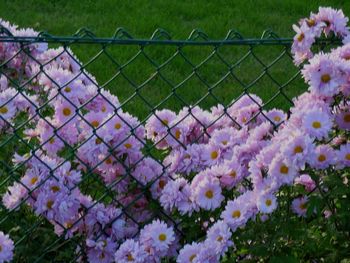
308, 144, 336, 169
114, 239, 148, 263
177, 242, 201, 263
266, 108, 287, 126
335, 107, 350, 130
132, 157, 163, 186
221, 195, 254, 232
302, 53, 343, 97
86, 237, 117, 263
257, 192, 277, 214
54, 99, 77, 123
294, 174, 316, 192
145, 109, 177, 148
291, 196, 309, 217
0, 231, 14, 263
139, 219, 175, 255
269, 155, 297, 186
160, 178, 194, 215
193, 241, 220, 263
2, 183, 28, 210
215, 159, 244, 189
193, 176, 224, 211
316, 7, 349, 36
206, 220, 233, 256
201, 144, 221, 167
281, 132, 314, 168
302, 109, 333, 139
337, 143, 350, 168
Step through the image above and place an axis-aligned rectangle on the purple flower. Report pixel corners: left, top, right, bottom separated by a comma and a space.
177, 242, 201, 263
291, 196, 309, 217
0, 231, 14, 263
114, 239, 148, 263
206, 220, 233, 256
139, 219, 175, 257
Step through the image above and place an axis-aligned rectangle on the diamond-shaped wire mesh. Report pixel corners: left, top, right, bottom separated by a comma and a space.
0, 25, 340, 262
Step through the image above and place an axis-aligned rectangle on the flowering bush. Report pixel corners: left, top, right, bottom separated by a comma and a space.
0, 6, 350, 263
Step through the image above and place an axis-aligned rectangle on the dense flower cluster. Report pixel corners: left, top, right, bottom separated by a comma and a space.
0, 6, 349, 263
292, 7, 350, 65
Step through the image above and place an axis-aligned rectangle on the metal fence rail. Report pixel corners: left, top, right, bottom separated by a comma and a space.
0, 25, 340, 262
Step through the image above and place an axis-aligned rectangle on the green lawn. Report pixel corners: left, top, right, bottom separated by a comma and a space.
0, 0, 349, 119
0, 0, 348, 120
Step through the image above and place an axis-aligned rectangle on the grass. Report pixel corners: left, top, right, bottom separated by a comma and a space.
0, 0, 348, 120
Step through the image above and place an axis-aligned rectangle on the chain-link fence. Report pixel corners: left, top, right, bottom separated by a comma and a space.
0, 24, 340, 262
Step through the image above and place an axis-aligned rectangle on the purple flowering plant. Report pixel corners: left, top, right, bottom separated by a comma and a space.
0, 6, 350, 263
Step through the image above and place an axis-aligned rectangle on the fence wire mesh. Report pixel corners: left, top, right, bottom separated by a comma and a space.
0, 25, 340, 262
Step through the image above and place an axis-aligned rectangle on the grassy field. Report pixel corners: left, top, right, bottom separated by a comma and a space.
0, 0, 348, 119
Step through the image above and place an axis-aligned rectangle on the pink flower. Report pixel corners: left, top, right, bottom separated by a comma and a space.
294, 174, 316, 192
302, 53, 343, 97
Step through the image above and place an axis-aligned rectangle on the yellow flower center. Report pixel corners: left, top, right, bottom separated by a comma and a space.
205, 190, 213, 199
127, 253, 134, 261
175, 130, 181, 139
321, 74, 331, 83
280, 165, 289, 174
30, 177, 38, 185
344, 114, 350, 123
47, 200, 54, 209
115, 123, 121, 129
222, 140, 228, 145
217, 236, 223, 242
318, 154, 326, 162
101, 106, 106, 112
91, 120, 99, 128
232, 210, 241, 218
159, 179, 166, 189
49, 137, 55, 144
346, 153, 350, 161
51, 185, 60, 193
274, 116, 281, 122
105, 158, 112, 164
159, 233, 167, 241
211, 151, 218, 160
64, 86, 71, 92
162, 119, 169, 126
312, 121, 321, 129
300, 202, 307, 210
189, 254, 196, 262
0, 106, 8, 114
62, 107, 72, 116
306, 19, 316, 27
230, 171, 237, 178
65, 222, 73, 229
0, 245, 2, 252
297, 33, 304, 42
265, 199, 272, 206
294, 146, 303, 154
95, 138, 102, 144
242, 117, 247, 123
124, 143, 132, 149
